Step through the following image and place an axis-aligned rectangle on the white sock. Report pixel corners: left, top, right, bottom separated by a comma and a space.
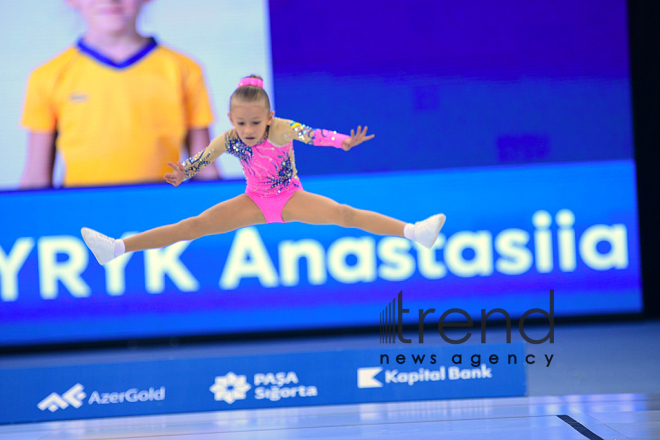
403, 223, 416, 241
114, 239, 125, 258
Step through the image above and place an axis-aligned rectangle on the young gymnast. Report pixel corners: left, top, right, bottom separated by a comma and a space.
82, 76, 446, 265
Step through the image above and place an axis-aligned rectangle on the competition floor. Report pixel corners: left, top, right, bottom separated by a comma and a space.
0, 394, 658, 439
2, 321, 659, 439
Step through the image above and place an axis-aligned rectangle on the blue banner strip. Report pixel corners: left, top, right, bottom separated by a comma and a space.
0, 342, 526, 424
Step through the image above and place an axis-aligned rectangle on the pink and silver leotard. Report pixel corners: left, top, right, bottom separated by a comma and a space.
182, 118, 349, 223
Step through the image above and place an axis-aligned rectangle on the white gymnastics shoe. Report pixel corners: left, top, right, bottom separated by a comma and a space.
414, 214, 446, 249
81, 227, 116, 265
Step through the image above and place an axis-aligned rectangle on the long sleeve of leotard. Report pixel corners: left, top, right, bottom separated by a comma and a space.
275, 119, 349, 149
181, 131, 228, 180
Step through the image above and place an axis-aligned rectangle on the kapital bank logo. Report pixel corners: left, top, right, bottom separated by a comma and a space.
357, 365, 494, 389
37, 384, 165, 412
381, 289, 555, 345
357, 367, 384, 388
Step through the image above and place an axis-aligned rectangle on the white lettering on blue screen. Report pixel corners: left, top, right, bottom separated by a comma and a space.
0, 210, 631, 300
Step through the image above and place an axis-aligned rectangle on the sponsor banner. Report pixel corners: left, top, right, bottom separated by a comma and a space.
0, 343, 526, 424
0, 160, 641, 346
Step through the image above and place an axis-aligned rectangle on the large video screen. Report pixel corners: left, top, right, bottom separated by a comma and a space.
1, 0, 271, 189
0, 0, 641, 347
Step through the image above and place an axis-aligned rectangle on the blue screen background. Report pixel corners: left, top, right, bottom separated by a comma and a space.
269, 0, 632, 173
0, 0, 640, 346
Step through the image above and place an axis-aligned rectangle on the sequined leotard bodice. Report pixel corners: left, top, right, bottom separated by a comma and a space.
181, 117, 349, 196
224, 125, 300, 196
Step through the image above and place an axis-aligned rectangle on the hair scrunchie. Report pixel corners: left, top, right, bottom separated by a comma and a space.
237, 77, 264, 88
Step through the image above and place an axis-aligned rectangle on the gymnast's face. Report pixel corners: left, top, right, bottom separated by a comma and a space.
229, 99, 274, 146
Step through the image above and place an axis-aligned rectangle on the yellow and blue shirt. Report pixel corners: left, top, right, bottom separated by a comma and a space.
21, 37, 214, 187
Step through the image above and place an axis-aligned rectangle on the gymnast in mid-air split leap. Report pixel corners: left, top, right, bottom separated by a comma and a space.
81, 75, 446, 265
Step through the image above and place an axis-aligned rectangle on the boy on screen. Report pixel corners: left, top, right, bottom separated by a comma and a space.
20, 0, 220, 188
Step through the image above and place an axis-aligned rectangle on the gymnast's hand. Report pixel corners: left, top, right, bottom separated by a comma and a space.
342, 126, 375, 151
165, 162, 185, 187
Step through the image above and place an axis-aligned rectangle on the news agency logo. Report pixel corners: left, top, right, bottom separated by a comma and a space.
380, 296, 397, 343
38, 384, 86, 412
381, 289, 555, 344
210, 372, 252, 404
